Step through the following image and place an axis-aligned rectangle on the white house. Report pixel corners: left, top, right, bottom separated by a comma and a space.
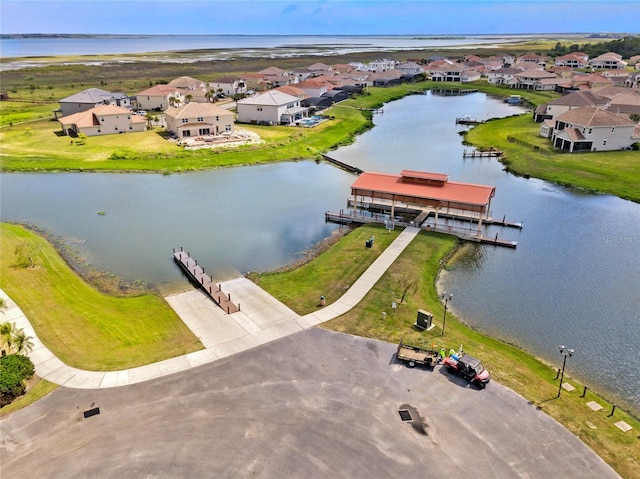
208, 76, 247, 97
395, 62, 424, 75
164, 102, 234, 138
236, 90, 309, 125
513, 70, 559, 90
551, 106, 638, 152
486, 67, 524, 85
589, 52, 628, 70
58, 104, 146, 137
136, 84, 183, 111
554, 52, 589, 69
368, 59, 395, 72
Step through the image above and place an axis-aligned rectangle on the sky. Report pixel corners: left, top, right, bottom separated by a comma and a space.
1, 0, 638, 36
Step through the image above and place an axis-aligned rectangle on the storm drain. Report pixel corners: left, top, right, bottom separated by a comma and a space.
398, 409, 413, 422
83, 407, 100, 419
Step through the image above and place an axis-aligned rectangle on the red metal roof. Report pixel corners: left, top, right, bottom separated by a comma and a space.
351, 171, 495, 206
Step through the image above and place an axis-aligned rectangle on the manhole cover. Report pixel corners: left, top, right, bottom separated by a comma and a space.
398, 409, 413, 422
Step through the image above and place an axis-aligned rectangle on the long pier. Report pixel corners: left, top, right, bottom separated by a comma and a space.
173, 248, 240, 314
321, 154, 364, 175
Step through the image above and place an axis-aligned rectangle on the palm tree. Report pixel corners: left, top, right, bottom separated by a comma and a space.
168, 95, 179, 108
185, 94, 193, 104
144, 112, 154, 129
13, 330, 34, 355
205, 89, 215, 103
1, 321, 16, 352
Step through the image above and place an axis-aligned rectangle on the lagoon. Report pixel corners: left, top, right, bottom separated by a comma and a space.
1, 92, 638, 412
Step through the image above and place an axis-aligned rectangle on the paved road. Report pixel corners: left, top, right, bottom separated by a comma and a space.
0, 329, 619, 478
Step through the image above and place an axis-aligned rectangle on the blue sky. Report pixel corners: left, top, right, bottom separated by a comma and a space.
1, 0, 638, 36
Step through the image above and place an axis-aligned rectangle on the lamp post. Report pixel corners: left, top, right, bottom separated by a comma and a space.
557, 345, 574, 398
441, 292, 453, 336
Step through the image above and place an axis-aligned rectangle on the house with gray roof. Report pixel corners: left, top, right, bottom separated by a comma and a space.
56, 88, 131, 118
236, 90, 308, 125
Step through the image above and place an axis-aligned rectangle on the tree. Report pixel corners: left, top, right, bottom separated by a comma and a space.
205, 89, 215, 103
168, 95, 179, 108
629, 113, 640, 124
0, 354, 35, 407
185, 94, 193, 104
1, 322, 34, 356
394, 274, 417, 304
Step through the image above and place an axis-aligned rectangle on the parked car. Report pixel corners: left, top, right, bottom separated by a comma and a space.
443, 353, 490, 388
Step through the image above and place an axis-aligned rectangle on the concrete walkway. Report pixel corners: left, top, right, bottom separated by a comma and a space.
1, 227, 420, 389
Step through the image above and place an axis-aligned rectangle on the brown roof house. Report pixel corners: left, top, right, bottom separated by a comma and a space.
58, 104, 146, 137
164, 102, 234, 139
551, 106, 638, 152
136, 84, 183, 111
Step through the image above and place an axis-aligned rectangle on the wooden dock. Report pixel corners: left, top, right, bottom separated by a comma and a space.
321, 154, 364, 175
432, 88, 478, 96
456, 117, 485, 125
463, 149, 503, 158
173, 248, 240, 314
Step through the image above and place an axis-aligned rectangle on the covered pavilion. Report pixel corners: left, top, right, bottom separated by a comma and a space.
349, 170, 496, 235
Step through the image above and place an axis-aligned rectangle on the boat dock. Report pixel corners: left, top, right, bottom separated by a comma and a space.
432, 88, 478, 96
463, 149, 503, 158
173, 247, 240, 314
321, 154, 364, 175
456, 116, 485, 125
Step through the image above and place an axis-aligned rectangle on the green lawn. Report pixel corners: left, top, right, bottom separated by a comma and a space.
0, 223, 203, 370
464, 113, 640, 202
252, 224, 640, 479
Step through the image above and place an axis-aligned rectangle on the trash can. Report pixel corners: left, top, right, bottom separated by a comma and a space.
319, 296, 326, 306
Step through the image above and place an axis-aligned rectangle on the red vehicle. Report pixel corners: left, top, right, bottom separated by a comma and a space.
443, 353, 490, 388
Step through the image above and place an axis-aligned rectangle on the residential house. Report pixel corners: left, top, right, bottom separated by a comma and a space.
554, 53, 589, 69
136, 84, 183, 111
294, 78, 333, 98
515, 53, 547, 68
570, 73, 613, 90
513, 70, 559, 90
486, 67, 523, 86
629, 55, 640, 68
535, 90, 609, 122
461, 69, 482, 82
164, 102, 234, 138
273, 85, 306, 100
368, 59, 395, 72
589, 52, 628, 70
258, 66, 292, 87
395, 62, 424, 75
208, 76, 247, 97
236, 90, 308, 125
58, 104, 146, 137
428, 62, 466, 82
551, 106, 638, 152
56, 88, 132, 117
168, 76, 207, 91
624, 71, 640, 89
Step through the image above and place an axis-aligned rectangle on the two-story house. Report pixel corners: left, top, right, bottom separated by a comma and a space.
236, 90, 308, 125
58, 104, 146, 137
164, 102, 234, 138
554, 52, 589, 69
589, 52, 628, 70
56, 88, 132, 118
551, 106, 638, 152
136, 84, 183, 111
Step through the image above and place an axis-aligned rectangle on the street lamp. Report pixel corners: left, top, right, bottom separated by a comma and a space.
557, 345, 574, 398
441, 292, 453, 336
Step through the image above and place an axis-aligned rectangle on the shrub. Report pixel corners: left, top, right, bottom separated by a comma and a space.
0, 354, 35, 407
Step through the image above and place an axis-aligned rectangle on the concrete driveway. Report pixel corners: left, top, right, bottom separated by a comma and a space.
0, 329, 619, 479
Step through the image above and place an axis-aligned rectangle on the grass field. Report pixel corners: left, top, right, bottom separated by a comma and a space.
252, 224, 640, 479
0, 223, 203, 370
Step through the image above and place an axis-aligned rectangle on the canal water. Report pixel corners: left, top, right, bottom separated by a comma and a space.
1, 92, 638, 411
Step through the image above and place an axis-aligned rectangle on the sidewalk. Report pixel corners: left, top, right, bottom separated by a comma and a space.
0, 227, 420, 389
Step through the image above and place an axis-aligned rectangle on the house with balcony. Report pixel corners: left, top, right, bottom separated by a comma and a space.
486, 67, 524, 85
428, 62, 466, 82
513, 70, 559, 90
554, 53, 589, 69
58, 104, 146, 137
589, 52, 628, 70
534, 90, 609, 122
236, 90, 308, 125
164, 102, 234, 138
515, 53, 547, 68
368, 59, 395, 72
56, 88, 132, 118
551, 106, 638, 152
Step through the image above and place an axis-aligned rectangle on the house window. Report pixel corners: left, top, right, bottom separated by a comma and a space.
183, 130, 191, 137
215, 116, 219, 121
257, 107, 263, 111
100, 117, 104, 122
225, 124, 232, 131
129, 126, 132, 130
603, 140, 607, 146
182, 118, 189, 123
197, 117, 203, 122
611, 128, 615, 132
588, 128, 592, 134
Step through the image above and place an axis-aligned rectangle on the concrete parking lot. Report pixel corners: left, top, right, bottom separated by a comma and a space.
0, 328, 619, 478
